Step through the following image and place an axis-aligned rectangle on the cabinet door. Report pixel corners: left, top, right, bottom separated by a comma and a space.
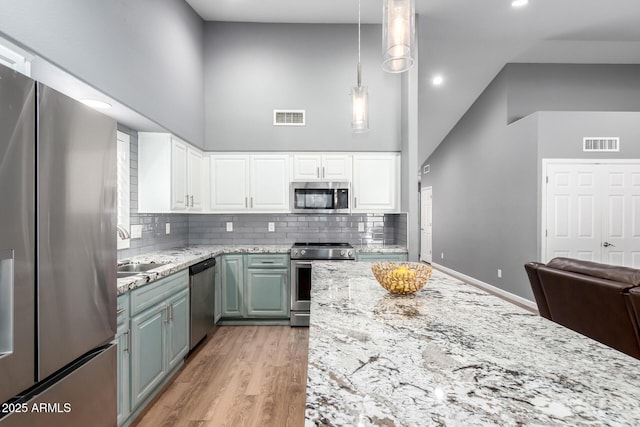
322, 154, 352, 181
292, 154, 322, 180
187, 147, 203, 211
171, 138, 188, 210
210, 155, 249, 211
352, 154, 399, 212
245, 268, 289, 318
116, 323, 130, 426
166, 289, 189, 371
250, 155, 290, 211
214, 260, 222, 323
130, 304, 166, 409
221, 255, 245, 317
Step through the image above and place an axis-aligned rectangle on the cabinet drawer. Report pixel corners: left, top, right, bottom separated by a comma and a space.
130, 270, 189, 316
246, 254, 289, 268
117, 293, 130, 326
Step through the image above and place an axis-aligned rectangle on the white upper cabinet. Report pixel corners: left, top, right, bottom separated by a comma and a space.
209, 154, 289, 212
138, 132, 203, 213
292, 154, 352, 181
352, 153, 400, 213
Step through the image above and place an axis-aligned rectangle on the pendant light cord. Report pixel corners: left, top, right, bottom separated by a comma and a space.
357, 0, 362, 86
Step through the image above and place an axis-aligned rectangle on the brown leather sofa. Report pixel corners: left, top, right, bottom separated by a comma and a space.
525, 257, 640, 359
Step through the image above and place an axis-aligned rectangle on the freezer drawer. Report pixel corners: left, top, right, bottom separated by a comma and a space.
0, 345, 116, 427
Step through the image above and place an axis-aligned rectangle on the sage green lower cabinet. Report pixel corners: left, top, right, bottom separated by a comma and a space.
122, 270, 189, 426
214, 259, 222, 323
245, 268, 289, 318
116, 294, 130, 426
220, 253, 290, 321
221, 254, 245, 317
356, 252, 409, 262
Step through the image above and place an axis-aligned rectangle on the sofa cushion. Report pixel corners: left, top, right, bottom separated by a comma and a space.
547, 257, 640, 287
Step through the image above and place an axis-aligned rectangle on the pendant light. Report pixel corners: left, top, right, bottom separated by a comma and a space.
382, 0, 415, 73
351, 0, 369, 133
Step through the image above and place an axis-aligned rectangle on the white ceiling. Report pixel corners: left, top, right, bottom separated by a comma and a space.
186, 0, 640, 160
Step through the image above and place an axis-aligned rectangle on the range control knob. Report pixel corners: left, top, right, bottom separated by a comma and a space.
292, 249, 298, 257
348, 250, 354, 258
301, 249, 306, 256
340, 250, 346, 257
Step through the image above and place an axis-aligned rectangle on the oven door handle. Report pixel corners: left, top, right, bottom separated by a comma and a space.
293, 261, 313, 267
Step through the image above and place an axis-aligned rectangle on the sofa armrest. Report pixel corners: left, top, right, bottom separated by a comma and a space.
524, 262, 551, 319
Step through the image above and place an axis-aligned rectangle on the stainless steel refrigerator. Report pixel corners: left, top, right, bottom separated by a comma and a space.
0, 63, 117, 426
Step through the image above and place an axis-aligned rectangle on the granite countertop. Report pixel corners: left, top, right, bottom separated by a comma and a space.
354, 245, 407, 254
117, 244, 409, 296
306, 261, 640, 426
116, 245, 291, 295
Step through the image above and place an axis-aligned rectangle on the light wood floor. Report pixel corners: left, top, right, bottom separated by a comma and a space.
133, 326, 309, 427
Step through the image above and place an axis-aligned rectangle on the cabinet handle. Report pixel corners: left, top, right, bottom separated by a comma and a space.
190, 195, 194, 207
116, 308, 125, 315
317, 167, 320, 178
250, 197, 253, 208
261, 261, 274, 264
170, 303, 174, 322
164, 305, 170, 324
322, 167, 325, 178
245, 197, 248, 208
354, 197, 357, 208
124, 330, 130, 353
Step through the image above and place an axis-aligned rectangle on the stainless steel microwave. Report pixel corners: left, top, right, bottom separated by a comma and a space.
290, 181, 350, 213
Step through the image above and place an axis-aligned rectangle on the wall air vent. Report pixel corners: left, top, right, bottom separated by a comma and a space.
273, 110, 305, 126
583, 137, 619, 152
423, 165, 430, 174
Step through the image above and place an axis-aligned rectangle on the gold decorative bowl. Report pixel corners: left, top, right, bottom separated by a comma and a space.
371, 262, 432, 295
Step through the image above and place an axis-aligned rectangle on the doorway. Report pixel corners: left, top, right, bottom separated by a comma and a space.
420, 186, 432, 263
542, 159, 640, 267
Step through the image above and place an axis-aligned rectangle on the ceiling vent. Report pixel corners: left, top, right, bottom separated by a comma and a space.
273, 109, 305, 126
583, 137, 619, 152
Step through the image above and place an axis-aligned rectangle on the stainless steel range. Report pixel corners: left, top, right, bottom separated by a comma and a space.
290, 242, 355, 327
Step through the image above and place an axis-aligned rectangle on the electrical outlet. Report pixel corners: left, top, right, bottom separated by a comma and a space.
497, 269, 502, 279
441, 252, 444, 260
226, 222, 233, 232
268, 222, 275, 232
358, 222, 365, 232
165, 223, 171, 234
131, 225, 142, 239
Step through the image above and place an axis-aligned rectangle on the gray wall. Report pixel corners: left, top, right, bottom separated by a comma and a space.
537, 111, 640, 158
506, 63, 640, 124
0, 0, 205, 147
203, 22, 401, 151
421, 70, 539, 300
421, 63, 640, 301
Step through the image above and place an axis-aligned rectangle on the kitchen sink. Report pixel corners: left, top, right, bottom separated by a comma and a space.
117, 263, 168, 273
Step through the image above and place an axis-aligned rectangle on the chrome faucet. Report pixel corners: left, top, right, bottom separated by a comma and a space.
117, 225, 130, 240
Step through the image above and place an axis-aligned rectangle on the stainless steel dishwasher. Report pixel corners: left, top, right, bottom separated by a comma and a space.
189, 257, 216, 350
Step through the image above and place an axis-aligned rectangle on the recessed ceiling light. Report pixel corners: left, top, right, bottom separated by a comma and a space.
432, 75, 444, 86
80, 99, 112, 109
511, 0, 528, 7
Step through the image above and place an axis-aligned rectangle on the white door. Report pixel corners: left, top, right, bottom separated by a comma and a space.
186, 147, 203, 211
322, 154, 352, 181
420, 186, 433, 263
544, 161, 640, 267
352, 154, 399, 212
292, 154, 322, 180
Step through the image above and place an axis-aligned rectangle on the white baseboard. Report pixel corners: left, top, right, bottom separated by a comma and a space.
431, 262, 538, 313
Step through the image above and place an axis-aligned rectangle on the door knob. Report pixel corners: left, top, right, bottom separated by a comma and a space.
602, 242, 615, 248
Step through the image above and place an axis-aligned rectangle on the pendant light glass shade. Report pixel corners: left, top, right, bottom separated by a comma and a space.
351, 82, 369, 133
382, 0, 415, 73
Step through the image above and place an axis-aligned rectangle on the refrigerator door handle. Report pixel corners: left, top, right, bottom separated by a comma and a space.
0, 249, 14, 357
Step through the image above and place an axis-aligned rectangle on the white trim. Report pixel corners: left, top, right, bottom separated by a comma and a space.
117, 131, 131, 250
431, 262, 538, 313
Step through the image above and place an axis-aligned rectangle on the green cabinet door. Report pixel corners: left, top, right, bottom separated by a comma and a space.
221, 255, 245, 317
166, 289, 189, 371
214, 259, 222, 323
115, 322, 130, 426
245, 268, 289, 318
130, 304, 166, 409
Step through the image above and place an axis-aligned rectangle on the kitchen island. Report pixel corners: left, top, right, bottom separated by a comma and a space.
306, 262, 640, 426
